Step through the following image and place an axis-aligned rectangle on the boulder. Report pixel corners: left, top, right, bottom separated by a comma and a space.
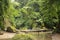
6, 26, 16, 33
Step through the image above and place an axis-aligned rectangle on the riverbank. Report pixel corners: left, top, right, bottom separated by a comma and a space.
0, 32, 60, 40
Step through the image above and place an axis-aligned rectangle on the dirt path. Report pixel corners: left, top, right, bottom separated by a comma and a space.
52, 34, 60, 40
0, 32, 16, 39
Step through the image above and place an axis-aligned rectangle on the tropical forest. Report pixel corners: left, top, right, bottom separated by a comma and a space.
0, 0, 60, 40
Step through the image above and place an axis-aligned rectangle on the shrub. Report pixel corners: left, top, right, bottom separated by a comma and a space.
11, 34, 34, 40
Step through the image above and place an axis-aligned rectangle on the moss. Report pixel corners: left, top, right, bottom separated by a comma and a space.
6, 26, 17, 33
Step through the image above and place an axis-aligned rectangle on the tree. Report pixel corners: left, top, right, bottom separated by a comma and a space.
0, 0, 19, 30
0, 0, 10, 30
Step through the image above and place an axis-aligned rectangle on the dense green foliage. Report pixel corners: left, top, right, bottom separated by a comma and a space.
0, 0, 10, 30
0, 0, 19, 30
15, 0, 58, 29
0, 0, 60, 33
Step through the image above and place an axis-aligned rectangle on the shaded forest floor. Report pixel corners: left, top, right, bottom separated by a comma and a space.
0, 32, 60, 40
